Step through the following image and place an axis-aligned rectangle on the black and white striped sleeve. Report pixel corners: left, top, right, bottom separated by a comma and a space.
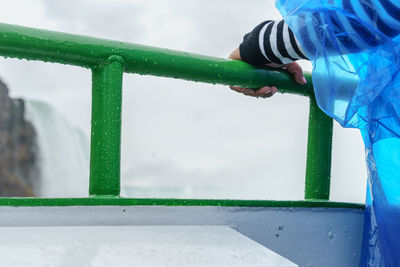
239, 20, 308, 66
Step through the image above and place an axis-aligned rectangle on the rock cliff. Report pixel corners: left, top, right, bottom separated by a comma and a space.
0, 78, 38, 196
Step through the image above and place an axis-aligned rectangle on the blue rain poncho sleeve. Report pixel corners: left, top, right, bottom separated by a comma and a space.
275, 0, 400, 265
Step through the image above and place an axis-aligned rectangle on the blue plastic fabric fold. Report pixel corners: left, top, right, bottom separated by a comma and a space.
276, 0, 400, 265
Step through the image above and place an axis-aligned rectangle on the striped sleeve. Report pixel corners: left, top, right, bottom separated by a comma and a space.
239, 20, 308, 66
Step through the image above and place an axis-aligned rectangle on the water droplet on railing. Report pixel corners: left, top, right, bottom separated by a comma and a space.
328, 230, 334, 239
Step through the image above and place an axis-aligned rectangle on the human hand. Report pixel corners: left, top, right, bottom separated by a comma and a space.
228, 48, 306, 98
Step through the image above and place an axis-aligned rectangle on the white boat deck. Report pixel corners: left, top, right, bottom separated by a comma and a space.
0, 225, 296, 267
0, 205, 364, 266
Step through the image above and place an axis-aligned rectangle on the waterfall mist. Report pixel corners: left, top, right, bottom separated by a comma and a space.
25, 100, 89, 197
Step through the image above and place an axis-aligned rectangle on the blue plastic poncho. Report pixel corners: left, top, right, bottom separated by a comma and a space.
276, 0, 400, 265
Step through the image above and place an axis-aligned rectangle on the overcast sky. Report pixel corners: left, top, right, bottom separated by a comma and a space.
0, 0, 367, 202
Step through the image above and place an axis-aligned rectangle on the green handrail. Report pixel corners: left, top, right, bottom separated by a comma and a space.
0, 23, 332, 200
0, 23, 311, 95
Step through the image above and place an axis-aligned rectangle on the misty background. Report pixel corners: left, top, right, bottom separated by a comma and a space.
0, 0, 366, 202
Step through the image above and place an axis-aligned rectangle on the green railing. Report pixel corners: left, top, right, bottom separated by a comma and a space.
0, 23, 345, 206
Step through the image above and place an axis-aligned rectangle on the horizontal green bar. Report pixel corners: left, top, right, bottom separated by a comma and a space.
0, 197, 364, 209
0, 23, 312, 96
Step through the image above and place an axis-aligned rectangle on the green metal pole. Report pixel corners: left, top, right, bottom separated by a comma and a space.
0, 23, 312, 96
305, 95, 333, 200
89, 55, 124, 197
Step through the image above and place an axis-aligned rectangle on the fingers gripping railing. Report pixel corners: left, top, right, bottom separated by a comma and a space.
0, 23, 332, 200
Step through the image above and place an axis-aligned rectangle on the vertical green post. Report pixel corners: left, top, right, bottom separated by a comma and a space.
305, 95, 333, 200
89, 55, 124, 197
